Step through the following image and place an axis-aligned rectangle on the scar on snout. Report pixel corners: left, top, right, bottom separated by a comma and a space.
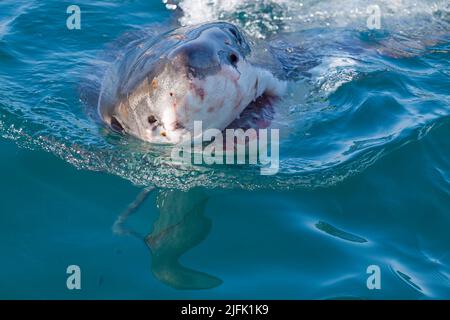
119, 102, 129, 117
196, 88, 205, 101
151, 79, 158, 89
209, 98, 225, 113
235, 96, 243, 109
173, 34, 186, 40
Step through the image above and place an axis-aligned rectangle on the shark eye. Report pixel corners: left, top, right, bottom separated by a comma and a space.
110, 116, 124, 132
229, 53, 239, 65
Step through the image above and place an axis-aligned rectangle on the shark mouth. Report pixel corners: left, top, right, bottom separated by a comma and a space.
226, 93, 277, 131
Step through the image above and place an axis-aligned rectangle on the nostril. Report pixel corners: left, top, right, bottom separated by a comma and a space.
110, 117, 124, 132
148, 115, 157, 125
229, 53, 239, 65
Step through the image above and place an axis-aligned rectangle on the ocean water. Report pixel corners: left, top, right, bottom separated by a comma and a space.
0, 0, 449, 299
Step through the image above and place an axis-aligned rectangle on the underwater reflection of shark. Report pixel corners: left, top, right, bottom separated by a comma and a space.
114, 188, 222, 290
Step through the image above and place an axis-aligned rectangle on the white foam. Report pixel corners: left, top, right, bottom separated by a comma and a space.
177, 0, 241, 25
309, 57, 358, 94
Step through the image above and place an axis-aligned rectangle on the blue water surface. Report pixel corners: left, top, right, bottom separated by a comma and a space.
0, 0, 449, 299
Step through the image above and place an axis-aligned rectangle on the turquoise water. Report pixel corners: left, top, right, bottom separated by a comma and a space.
0, 0, 449, 299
